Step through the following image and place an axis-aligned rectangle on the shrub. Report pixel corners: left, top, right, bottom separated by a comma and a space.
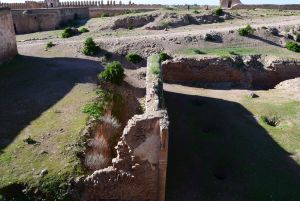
99, 61, 125, 85
61, 27, 72, 38
238, 25, 254, 36
285, 42, 300, 52
149, 54, 161, 75
79, 27, 89, 33
82, 102, 104, 119
128, 25, 133, 30
296, 34, 300, 42
213, 8, 223, 16
159, 52, 169, 61
101, 13, 109, 17
193, 10, 200, 14
83, 37, 99, 56
125, 53, 142, 64
46, 41, 55, 49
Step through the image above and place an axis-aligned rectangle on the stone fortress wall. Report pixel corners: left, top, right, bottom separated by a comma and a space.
0, 8, 17, 65
231, 4, 300, 10
11, 7, 89, 34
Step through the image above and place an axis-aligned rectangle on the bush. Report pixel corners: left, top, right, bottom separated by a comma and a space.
79, 27, 89, 33
238, 25, 254, 36
193, 10, 200, 14
296, 34, 300, 42
101, 13, 109, 17
46, 41, 55, 49
285, 42, 300, 52
83, 37, 99, 56
100, 61, 125, 85
213, 8, 223, 16
125, 53, 142, 64
61, 27, 72, 38
159, 52, 169, 61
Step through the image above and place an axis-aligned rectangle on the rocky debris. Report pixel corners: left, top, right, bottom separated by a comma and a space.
248, 92, 259, 98
268, 27, 280, 36
111, 14, 157, 30
204, 32, 223, 42
39, 169, 48, 177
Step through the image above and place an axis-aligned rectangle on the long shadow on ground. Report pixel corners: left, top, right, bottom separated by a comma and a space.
0, 55, 102, 150
165, 91, 300, 201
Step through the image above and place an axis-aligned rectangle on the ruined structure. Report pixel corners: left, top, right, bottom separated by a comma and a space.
220, 0, 242, 8
0, 8, 17, 65
72, 55, 169, 201
162, 56, 300, 89
45, 0, 60, 8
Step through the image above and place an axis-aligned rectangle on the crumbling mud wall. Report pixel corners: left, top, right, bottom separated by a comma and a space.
12, 7, 89, 34
89, 7, 159, 18
231, 4, 300, 10
71, 55, 169, 201
0, 8, 17, 65
162, 56, 300, 89
220, 0, 242, 8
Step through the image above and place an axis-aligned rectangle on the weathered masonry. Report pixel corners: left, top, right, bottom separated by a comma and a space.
0, 7, 17, 65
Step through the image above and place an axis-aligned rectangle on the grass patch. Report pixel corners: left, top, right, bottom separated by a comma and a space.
61, 27, 73, 38
100, 13, 109, 17
159, 52, 170, 61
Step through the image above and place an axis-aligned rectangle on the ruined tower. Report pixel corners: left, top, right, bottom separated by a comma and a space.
220, 0, 242, 8
45, 0, 59, 7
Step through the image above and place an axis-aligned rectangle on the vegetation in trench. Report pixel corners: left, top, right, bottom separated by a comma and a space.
286, 41, 300, 53
99, 61, 125, 85
83, 37, 99, 56
125, 53, 143, 64
238, 25, 255, 36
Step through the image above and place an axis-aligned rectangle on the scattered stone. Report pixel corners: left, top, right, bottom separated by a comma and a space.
39, 168, 48, 177
248, 92, 259, 98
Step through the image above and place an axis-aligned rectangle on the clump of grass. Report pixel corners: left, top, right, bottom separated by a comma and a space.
79, 27, 89, 33
100, 13, 109, 17
238, 25, 254, 36
285, 41, 300, 52
125, 53, 142, 64
61, 27, 72, 38
149, 54, 161, 75
99, 61, 125, 85
46, 41, 55, 49
83, 37, 99, 56
159, 52, 169, 61
213, 8, 223, 16
193, 10, 200, 14
23, 136, 37, 144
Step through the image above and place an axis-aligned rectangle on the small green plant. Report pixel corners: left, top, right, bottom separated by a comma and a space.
83, 37, 99, 56
99, 61, 125, 85
193, 10, 200, 14
82, 102, 104, 119
46, 41, 55, 49
23, 136, 37, 144
79, 27, 89, 33
100, 13, 109, 17
285, 41, 300, 52
213, 8, 223, 16
159, 52, 169, 61
128, 25, 133, 30
238, 25, 254, 36
61, 27, 72, 38
261, 26, 268, 30
125, 53, 142, 64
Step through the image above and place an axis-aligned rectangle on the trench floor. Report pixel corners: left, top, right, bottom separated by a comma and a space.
164, 83, 300, 201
